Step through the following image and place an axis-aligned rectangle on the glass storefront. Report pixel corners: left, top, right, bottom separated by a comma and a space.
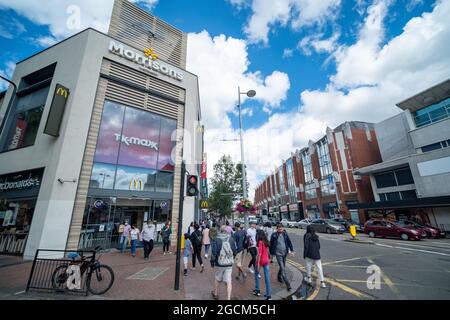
0, 168, 43, 255
80, 100, 177, 250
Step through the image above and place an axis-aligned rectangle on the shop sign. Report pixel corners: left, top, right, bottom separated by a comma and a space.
160, 201, 168, 209
8, 119, 27, 150
280, 205, 288, 212
114, 133, 158, 151
129, 179, 144, 191
200, 200, 208, 209
289, 204, 298, 211
0, 170, 42, 193
109, 41, 184, 81
94, 200, 107, 209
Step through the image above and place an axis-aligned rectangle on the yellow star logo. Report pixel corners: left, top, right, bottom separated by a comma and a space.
144, 48, 158, 61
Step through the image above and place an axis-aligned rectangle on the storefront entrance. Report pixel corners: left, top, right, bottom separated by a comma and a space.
79, 197, 171, 250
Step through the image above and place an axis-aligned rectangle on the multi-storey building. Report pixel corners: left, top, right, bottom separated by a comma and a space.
255, 121, 381, 223
353, 79, 450, 232
0, 0, 203, 258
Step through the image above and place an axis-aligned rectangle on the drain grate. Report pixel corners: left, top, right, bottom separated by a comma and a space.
127, 267, 169, 280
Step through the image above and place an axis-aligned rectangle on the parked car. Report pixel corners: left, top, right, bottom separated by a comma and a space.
280, 218, 297, 228
296, 219, 313, 229
364, 220, 427, 240
330, 218, 364, 232
310, 219, 346, 234
404, 220, 445, 238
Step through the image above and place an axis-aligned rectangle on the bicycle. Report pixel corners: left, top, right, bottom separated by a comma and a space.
51, 246, 114, 295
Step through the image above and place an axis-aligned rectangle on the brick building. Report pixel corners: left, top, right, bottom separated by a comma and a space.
255, 121, 382, 224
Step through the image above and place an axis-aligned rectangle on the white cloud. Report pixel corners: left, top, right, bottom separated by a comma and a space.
282, 48, 294, 58
406, 0, 424, 12
226, 0, 251, 9
243, 0, 341, 44
0, 18, 26, 39
298, 31, 340, 56
0, 0, 157, 42
33, 36, 59, 47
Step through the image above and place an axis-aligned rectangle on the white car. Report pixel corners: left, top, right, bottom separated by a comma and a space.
296, 219, 313, 229
280, 219, 297, 228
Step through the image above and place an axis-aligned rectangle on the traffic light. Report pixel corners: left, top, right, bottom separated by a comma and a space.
186, 175, 199, 197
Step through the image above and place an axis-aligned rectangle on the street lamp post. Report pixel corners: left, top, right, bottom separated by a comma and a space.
237, 86, 256, 230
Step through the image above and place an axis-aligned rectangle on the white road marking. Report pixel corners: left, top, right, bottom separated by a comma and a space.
374, 243, 450, 256
390, 242, 450, 251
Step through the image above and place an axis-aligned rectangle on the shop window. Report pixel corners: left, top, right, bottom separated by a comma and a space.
90, 162, 116, 189
155, 171, 174, 193
114, 165, 156, 191
4, 106, 44, 150
305, 183, 317, 199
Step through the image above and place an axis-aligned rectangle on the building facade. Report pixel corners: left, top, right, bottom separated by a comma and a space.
255, 121, 381, 223
0, 0, 203, 258
353, 79, 450, 232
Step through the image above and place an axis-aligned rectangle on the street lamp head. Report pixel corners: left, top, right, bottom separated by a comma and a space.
246, 90, 256, 98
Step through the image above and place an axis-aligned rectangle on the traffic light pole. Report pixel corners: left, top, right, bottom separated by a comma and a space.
174, 161, 185, 291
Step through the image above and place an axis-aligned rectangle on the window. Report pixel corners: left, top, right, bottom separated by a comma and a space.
302, 152, 313, 183
400, 190, 417, 199
114, 165, 156, 191
305, 183, 317, 199
379, 190, 416, 201
421, 142, 442, 153
90, 163, 116, 189
316, 139, 332, 178
375, 167, 414, 188
286, 159, 297, 203
320, 178, 336, 196
278, 167, 285, 192
155, 171, 173, 193
414, 97, 450, 127
375, 172, 397, 188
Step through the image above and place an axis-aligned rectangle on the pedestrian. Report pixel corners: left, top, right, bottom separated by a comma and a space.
129, 224, 140, 257
270, 223, 294, 290
263, 222, 274, 263
190, 223, 205, 272
161, 222, 172, 255
232, 222, 247, 281
187, 222, 195, 235
209, 222, 218, 241
203, 224, 211, 259
141, 220, 156, 260
246, 221, 258, 274
119, 220, 131, 253
224, 221, 233, 235
304, 225, 326, 288
253, 229, 271, 300
183, 233, 193, 276
211, 225, 237, 300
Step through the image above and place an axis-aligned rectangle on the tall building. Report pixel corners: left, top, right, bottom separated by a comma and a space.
353, 79, 450, 231
255, 121, 381, 223
0, 0, 203, 258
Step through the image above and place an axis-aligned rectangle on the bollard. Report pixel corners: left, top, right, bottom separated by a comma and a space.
350, 225, 357, 240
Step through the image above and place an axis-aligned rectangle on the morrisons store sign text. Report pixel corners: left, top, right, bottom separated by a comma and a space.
109, 41, 184, 82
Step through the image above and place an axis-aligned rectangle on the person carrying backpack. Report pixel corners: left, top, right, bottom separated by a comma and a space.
210, 225, 237, 300
190, 223, 204, 272
232, 222, 247, 281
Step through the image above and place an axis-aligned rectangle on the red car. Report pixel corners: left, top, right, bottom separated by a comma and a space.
364, 220, 427, 241
404, 220, 446, 238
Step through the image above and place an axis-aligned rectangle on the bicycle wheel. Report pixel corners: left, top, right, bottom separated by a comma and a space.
51, 264, 69, 290
87, 264, 114, 295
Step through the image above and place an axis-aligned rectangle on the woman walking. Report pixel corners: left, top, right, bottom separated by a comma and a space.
304, 225, 326, 288
183, 233, 193, 276
202, 224, 211, 259
253, 229, 272, 300
129, 224, 140, 257
190, 223, 205, 272
161, 222, 172, 255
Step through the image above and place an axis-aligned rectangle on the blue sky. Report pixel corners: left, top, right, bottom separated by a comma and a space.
0, 0, 449, 197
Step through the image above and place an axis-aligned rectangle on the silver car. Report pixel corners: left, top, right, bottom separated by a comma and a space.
296, 219, 313, 229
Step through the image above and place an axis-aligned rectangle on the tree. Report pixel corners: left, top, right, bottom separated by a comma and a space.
208, 155, 248, 219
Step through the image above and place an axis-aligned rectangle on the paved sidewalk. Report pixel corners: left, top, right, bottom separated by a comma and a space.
0, 245, 303, 300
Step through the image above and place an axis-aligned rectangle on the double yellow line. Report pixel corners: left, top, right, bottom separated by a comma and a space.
287, 259, 373, 300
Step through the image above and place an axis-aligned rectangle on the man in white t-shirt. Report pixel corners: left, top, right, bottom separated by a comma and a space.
246, 221, 257, 274
141, 221, 156, 260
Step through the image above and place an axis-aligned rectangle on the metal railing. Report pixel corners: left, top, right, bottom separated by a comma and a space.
26, 249, 96, 296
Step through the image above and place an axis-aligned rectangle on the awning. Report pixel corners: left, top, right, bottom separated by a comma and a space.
347, 196, 450, 210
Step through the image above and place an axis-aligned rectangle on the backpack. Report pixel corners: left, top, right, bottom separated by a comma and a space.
191, 230, 202, 247
242, 232, 249, 250
218, 238, 234, 266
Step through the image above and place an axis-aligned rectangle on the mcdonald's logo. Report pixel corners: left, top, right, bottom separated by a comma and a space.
200, 200, 208, 209
56, 87, 69, 99
129, 179, 144, 191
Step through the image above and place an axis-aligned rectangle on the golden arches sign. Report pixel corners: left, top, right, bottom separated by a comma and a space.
129, 179, 144, 191
200, 200, 208, 209
56, 87, 69, 99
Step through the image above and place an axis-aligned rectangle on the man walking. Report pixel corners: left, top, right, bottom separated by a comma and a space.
211, 225, 237, 300
232, 222, 247, 281
190, 223, 205, 272
247, 221, 258, 274
270, 223, 294, 290
120, 220, 131, 253
141, 220, 156, 260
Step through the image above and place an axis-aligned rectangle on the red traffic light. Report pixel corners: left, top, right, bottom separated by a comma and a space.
189, 176, 198, 184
